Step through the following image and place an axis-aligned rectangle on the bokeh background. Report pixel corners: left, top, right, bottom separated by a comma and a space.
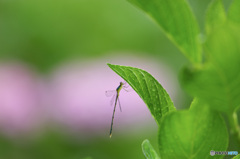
0, 0, 234, 158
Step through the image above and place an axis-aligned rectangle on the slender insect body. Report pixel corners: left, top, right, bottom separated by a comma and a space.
106, 81, 127, 138
109, 93, 119, 138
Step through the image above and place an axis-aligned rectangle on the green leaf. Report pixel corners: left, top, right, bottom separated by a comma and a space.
205, 0, 226, 35
107, 63, 175, 126
142, 139, 160, 159
158, 101, 228, 159
233, 154, 240, 159
127, 0, 202, 64
180, 23, 240, 113
228, 0, 240, 25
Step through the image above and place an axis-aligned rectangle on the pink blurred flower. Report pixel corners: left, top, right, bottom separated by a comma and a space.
0, 62, 43, 136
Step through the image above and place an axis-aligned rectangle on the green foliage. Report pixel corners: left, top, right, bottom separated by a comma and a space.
107, 64, 175, 126
158, 100, 228, 159
127, 0, 202, 64
108, 62, 230, 158
205, 0, 226, 35
180, 15, 240, 114
141, 139, 160, 159
233, 154, 240, 159
108, 0, 240, 158
228, 0, 240, 25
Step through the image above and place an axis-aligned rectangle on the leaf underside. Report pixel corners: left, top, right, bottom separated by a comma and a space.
107, 63, 175, 126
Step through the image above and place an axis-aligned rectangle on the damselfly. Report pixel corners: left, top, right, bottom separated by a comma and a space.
105, 81, 129, 138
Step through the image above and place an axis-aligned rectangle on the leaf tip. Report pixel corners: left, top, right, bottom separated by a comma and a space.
106, 63, 114, 68
142, 139, 150, 146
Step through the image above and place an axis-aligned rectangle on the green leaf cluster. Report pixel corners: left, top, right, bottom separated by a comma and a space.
108, 0, 240, 158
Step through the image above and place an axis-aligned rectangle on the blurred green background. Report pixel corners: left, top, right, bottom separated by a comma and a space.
0, 0, 235, 158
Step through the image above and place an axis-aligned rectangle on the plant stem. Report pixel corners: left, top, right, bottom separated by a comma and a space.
228, 112, 240, 144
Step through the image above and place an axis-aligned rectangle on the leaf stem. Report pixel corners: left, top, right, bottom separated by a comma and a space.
228, 112, 240, 144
